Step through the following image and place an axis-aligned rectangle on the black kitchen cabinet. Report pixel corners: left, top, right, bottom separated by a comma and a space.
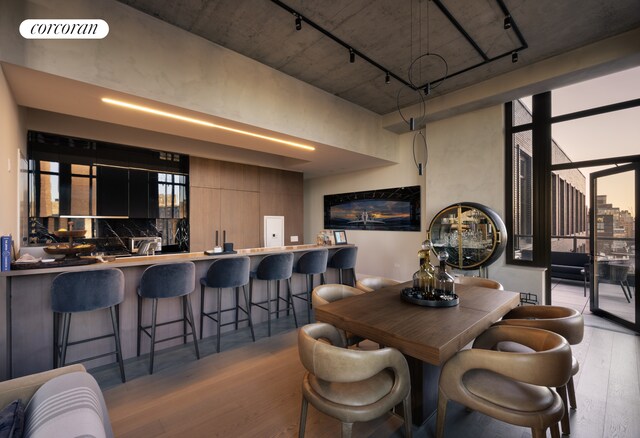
129, 169, 149, 218
96, 166, 129, 216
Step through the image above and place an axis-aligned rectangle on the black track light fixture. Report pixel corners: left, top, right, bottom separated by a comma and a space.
512, 51, 518, 63
295, 14, 302, 31
385, 72, 390, 84
349, 48, 355, 63
504, 14, 512, 30
424, 83, 431, 96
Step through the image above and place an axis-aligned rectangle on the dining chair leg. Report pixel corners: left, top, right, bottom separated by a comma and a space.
402, 393, 413, 438
567, 376, 577, 409
341, 422, 353, 438
550, 423, 561, 438
109, 305, 126, 383
242, 285, 256, 342
149, 298, 158, 374
532, 428, 547, 438
435, 389, 447, 438
557, 385, 570, 435
185, 294, 200, 360
298, 397, 308, 438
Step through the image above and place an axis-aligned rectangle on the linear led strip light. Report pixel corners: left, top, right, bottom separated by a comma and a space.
101, 97, 315, 151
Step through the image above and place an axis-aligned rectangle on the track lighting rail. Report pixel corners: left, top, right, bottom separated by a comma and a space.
270, 0, 528, 94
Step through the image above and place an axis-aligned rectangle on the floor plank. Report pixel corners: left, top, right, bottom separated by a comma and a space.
93, 297, 640, 437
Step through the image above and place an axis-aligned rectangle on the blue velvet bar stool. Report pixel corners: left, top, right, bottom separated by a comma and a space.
51, 268, 126, 383
137, 261, 199, 374
200, 256, 255, 353
328, 246, 358, 287
249, 252, 298, 337
292, 249, 328, 324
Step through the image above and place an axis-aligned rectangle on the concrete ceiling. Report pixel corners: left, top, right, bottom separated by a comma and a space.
115, 0, 640, 115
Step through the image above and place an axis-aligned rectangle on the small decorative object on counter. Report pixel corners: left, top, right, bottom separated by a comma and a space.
1, 235, 13, 271
434, 250, 456, 299
418, 238, 433, 268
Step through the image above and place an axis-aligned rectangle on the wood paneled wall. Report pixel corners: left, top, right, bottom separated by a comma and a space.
189, 157, 303, 251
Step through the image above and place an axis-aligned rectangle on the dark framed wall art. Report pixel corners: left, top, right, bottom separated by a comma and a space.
324, 186, 421, 231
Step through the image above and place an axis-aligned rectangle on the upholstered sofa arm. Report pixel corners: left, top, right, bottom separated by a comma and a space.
0, 364, 86, 408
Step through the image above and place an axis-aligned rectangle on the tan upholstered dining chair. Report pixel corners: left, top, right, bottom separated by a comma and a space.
298, 323, 412, 438
453, 276, 504, 290
355, 276, 400, 293
494, 305, 584, 435
436, 325, 572, 438
312, 284, 364, 345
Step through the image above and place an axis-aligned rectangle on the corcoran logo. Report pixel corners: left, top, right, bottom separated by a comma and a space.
19, 19, 109, 39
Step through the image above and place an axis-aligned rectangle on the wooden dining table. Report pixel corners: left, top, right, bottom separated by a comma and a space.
314, 281, 521, 425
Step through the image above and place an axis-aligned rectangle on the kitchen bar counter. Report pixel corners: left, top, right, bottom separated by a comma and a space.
1, 244, 353, 380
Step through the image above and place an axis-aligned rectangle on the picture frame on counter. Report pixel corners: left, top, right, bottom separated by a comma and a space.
333, 230, 348, 245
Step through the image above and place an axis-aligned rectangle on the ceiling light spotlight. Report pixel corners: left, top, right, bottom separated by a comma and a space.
512, 51, 518, 63
503, 15, 512, 30
385, 72, 390, 84
424, 83, 431, 96
349, 48, 355, 63
295, 14, 302, 31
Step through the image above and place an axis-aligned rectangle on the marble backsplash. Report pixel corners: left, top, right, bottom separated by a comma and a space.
29, 217, 189, 254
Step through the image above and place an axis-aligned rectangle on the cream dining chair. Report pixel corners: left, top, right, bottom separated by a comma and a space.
454, 276, 504, 290
355, 276, 400, 293
436, 325, 572, 438
298, 322, 412, 438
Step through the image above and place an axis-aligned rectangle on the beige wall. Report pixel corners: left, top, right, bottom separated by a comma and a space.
305, 104, 546, 298
0, 64, 26, 381
0, 66, 26, 241
1, 0, 397, 162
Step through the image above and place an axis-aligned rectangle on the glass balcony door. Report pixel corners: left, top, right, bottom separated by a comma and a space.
589, 163, 638, 332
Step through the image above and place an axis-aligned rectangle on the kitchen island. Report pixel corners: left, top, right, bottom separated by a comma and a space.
0, 244, 354, 380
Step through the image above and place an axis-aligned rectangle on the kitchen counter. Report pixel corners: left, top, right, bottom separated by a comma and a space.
1, 244, 354, 380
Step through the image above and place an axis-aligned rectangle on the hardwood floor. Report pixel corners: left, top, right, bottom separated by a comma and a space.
92, 295, 640, 438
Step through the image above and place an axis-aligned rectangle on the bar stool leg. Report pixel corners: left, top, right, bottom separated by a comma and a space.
182, 296, 188, 344
60, 313, 71, 367
185, 294, 200, 359
338, 269, 344, 285
216, 287, 222, 353
287, 278, 298, 328
109, 305, 126, 383
267, 281, 272, 337
149, 298, 158, 375
200, 284, 206, 340
276, 279, 281, 318
234, 287, 239, 330
53, 312, 59, 368
242, 285, 256, 342
305, 274, 312, 324
321, 272, 326, 285
137, 295, 143, 357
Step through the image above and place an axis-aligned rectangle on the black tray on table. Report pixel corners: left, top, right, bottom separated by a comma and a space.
401, 287, 459, 307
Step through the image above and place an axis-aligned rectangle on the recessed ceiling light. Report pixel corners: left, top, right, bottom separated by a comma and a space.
101, 97, 315, 151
